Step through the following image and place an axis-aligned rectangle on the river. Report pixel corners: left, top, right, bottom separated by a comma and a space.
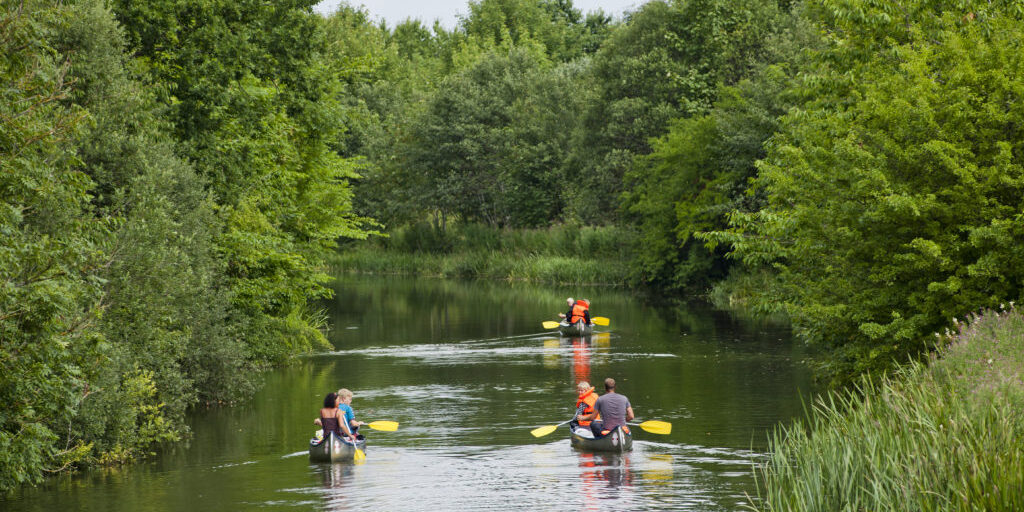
4, 275, 815, 511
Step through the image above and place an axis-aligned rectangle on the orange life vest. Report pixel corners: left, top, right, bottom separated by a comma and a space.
570, 299, 590, 324
575, 386, 599, 427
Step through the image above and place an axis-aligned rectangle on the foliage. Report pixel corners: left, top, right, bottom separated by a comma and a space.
705, 2, 1024, 381
397, 48, 586, 227
460, 0, 613, 61
0, 1, 103, 489
110, 0, 374, 362
1, 0, 372, 491
565, 0, 784, 223
622, 11, 818, 293
755, 308, 1024, 511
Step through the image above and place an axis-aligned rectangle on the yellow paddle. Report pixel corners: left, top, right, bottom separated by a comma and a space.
353, 444, 366, 462
530, 416, 578, 437
628, 420, 672, 435
365, 420, 399, 431
544, 317, 609, 329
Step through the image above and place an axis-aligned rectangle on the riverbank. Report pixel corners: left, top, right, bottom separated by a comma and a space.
755, 307, 1024, 510
331, 223, 633, 285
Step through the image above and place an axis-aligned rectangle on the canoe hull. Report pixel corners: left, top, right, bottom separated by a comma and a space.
558, 321, 594, 337
570, 426, 633, 453
309, 432, 367, 462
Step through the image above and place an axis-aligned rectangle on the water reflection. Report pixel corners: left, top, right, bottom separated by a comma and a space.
317, 463, 355, 489
1, 276, 815, 512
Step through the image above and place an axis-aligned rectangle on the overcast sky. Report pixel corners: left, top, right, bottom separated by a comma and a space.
314, 0, 643, 29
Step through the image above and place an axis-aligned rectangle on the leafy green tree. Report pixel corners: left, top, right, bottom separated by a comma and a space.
623, 10, 818, 292
460, 0, 609, 61
0, 1, 103, 489
707, 2, 1024, 381
566, 0, 783, 223
398, 48, 585, 228
53, 0, 250, 462
111, 0, 373, 363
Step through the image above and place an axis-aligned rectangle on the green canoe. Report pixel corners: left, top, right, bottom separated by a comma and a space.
569, 425, 633, 453
558, 320, 594, 337
309, 431, 367, 462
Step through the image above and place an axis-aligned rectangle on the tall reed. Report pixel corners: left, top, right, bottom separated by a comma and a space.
333, 222, 633, 285
754, 307, 1024, 511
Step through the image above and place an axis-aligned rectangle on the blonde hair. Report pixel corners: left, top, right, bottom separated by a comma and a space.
577, 381, 590, 392
336, 388, 353, 400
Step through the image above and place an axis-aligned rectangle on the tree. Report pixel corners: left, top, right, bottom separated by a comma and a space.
398, 48, 585, 228
565, 0, 783, 223
111, 0, 373, 363
0, 1, 103, 489
707, 2, 1024, 381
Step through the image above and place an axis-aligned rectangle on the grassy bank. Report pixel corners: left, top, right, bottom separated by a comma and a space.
331, 223, 633, 285
754, 307, 1024, 511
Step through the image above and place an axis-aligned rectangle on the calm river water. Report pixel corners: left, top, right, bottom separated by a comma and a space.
5, 275, 815, 511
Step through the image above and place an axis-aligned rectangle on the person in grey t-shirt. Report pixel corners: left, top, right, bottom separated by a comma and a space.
578, 377, 634, 437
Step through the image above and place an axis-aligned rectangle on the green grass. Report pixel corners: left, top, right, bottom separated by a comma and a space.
331, 223, 633, 285
753, 306, 1024, 511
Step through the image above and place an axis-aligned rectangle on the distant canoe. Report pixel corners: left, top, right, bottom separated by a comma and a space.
570, 425, 633, 453
558, 321, 594, 337
309, 431, 366, 462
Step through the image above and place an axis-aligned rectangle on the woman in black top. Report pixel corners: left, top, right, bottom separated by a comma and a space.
318, 392, 353, 440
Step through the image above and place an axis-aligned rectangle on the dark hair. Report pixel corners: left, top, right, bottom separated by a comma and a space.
604, 378, 616, 391
323, 392, 338, 408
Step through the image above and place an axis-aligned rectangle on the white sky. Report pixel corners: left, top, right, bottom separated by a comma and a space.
314, 0, 643, 30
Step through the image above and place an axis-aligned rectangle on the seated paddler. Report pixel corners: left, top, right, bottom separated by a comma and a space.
578, 377, 633, 438
558, 297, 591, 327
569, 380, 600, 435
315, 392, 355, 442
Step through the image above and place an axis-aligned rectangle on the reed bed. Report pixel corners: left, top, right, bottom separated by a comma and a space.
331, 223, 632, 285
331, 248, 628, 285
754, 307, 1024, 511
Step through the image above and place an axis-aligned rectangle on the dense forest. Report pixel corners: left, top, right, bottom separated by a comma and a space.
4, 0, 1024, 492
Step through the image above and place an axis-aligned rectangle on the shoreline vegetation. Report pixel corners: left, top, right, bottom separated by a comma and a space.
332, 223, 634, 286
754, 307, 1024, 511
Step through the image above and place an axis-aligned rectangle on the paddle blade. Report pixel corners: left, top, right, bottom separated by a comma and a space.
592, 317, 610, 326
542, 321, 560, 329
638, 420, 672, 435
366, 421, 399, 432
530, 424, 558, 438
353, 447, 366, 462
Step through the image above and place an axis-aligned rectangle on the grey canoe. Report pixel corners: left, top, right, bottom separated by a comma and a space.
558, 321, 594, 337
309, 431, 367, 462
569, 425, 633, 453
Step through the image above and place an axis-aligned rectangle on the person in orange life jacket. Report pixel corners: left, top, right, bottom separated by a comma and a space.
578, 377, 633, 438
558, 297, 591, 325
569, 381, 600, 432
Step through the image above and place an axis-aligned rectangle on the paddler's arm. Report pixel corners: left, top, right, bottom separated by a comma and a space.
579, 409, 597, 422
626, 406, 634, 422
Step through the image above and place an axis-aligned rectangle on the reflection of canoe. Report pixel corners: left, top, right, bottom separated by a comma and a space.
570, 426, 633, 453
558, 321, 594, 336
309, 431, 366, 462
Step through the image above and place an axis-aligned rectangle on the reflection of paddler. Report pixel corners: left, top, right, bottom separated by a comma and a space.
572, 338, 591, 384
